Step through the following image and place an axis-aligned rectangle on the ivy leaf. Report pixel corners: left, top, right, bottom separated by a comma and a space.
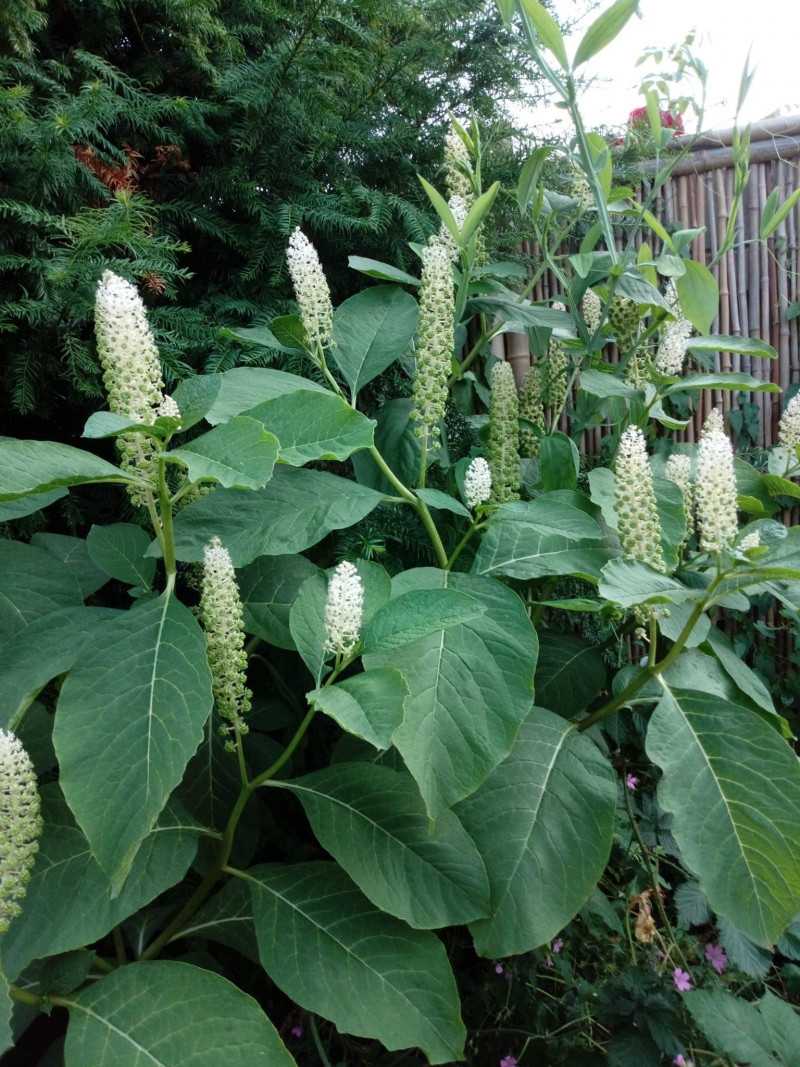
62, 961, 296, 1066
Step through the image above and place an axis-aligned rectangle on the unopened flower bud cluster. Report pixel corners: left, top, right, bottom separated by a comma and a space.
95, 270, 167, 502
411, 236, 455, 444
655, 281, 692, 376
286, 227, 333, 350
545, 302, 569, 414
444, 129, 473, 203
608, 295, 639, 354
614, 428, 666, 572
695, 410, 739, 552
437, 195, 468, 261
324, 561, 364, 657
665, 454, 693, 548
0, 730, 42, 934
487, 361, 521, 503
519, 364, 545, 459
464, 457, 492, 509
582, 288, 602, 334
201, 538, 252, 743
778, 393, 800, 453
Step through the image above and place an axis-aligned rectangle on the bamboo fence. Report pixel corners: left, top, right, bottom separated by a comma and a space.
495, 114, 800, 455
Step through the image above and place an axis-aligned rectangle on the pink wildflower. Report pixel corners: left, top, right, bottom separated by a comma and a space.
545, 956, 553, 967
673, 968, 692, 992
500, 1057, 518, 1067
495, 963, 504, 974
290, 1026, 303, 1038
673, 1056, 694, 1066
705, 943, 728, 975
552, 938, 564, 954
626, 773, 638, 789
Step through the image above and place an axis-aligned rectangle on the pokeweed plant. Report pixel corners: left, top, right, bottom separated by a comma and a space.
1, 2, 800, 1063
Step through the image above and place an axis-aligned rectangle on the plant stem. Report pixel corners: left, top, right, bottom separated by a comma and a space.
112, 924, 127, 964
309, 1015, 333, 1067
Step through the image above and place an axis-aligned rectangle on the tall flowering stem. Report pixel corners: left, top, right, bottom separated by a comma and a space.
487, 361, 521, 503
0, 730, 42, 935
324, 561, 364, 662
695, 410, 739, 553
286, 227, 333, 355
614, 428, 665, 572
201, 538, 252, 758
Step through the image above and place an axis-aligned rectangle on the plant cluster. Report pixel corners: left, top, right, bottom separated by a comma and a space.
1, 2, 800, 1065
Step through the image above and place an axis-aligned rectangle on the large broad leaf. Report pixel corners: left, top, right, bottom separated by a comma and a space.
646, 685, 800, 944
273, 763, 490, 929
684, 989, 800, 1067
30, 532, 109, 598
347, 255, 420, 286
360, 588, 486, 653
472, 524, 613, 581
169, 467, 383, 567
86, 523, 156, 587
518, 0, 569, 69
365, 570, 537, 817
455, 707, 616, 957
599, 559, 699, 608
663, 371, 780, 396
246, 861, 466, 1063
573, 0, 639, 67
182, 875, 259, 962
201, 366, 328, 425
166, 416, 279, 488
0, 607, 122, 730
238, 553, 319, 649
0, 439, 127, 500
535, 632, 607, 718
688, 334, 778, 360
0, 978, 10, 1057
242, 391, 375, 465
307, 669, 408, 749
0, 541, 83, 644
171, 373, 223, 431
0, 486, 66, 522
579, 368, 642, 400
676, 259, 719, 333
62, 961, 296, 1066
331, 285, 419, 397
351, 398, 420, 494
1, 787, 200, 981
488, 493, 604, 541
53, 592, 213, 890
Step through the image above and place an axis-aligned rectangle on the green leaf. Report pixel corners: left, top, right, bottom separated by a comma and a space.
170, 467, 383, 566
761, 185, 800, 239
763, 473, 800, 500
646, 685, 800, 945
202, 367, 329, 425
418, 175, 460, 244
347, 256, 420, 285
663, 371, 780, 395
684, 989, 799, 1067
688, 334, 778, 359
473, 524, 613, 581
703, 627, 778, 719
241, 392, 374, 465
579, 368, 642, 399
1, 787, 200, 982
246, 862, 466, 1063
518, 0, 569, 69
331, 286, 419, 397
456, 707, 616, 956
614, 271, 673, 310
517, 146, 557, 214
676, 259, 719, 333
573, 0, 639, 67
62, 961, 296, 1066
0, 975, 11, 1057
289, 571, 331, 685
535, 632, 607, 717
0, 540, 83, 644
539, 433, 579, 490
460, 181, 500, 246
365, 570, 537, 816
0, 487, 66, 522
183, 876, 259, 963
82, 411, 170, 439
31, 532, 109, 598
489, 494, 604, 541
238, 554, 319, 649
0, 607, 121, 731
674, 881, 711, 927
351, 398, 420, 493
227, 322, 302, 354
0, 439, 128, 500
308, 669, 409, 749
86, 523, 157, 587
171, 373, 223, 430
167, 416, 279, 488
53, 591, 213, 890
415, 488, 471, 518
270, 313, 309, 351
599, 559, 699, 608
361, 589, 486, 653
275, 763, 490, 928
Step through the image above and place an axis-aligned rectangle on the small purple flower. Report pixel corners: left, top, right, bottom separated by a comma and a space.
544, 955, 553, 967
673, 968, 692, 992
495, 963, 504, 974
500, 1057, 518, 1067
290, 1026, 304, 1038
705, 943, 728, 975
552, 938, 564, 954
673, 1056, 694, 1066
626, 773, 638, 789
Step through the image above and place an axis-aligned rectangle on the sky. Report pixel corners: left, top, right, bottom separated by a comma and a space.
535, 0, 800, 134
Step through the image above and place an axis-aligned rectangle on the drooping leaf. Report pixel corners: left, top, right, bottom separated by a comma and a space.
0, 541, 83, 644
0, 607, 122, 731
0, 487, 66, 522
663, 371, 780, 396
646, 685, 800, 944
489, 493, 604, 541
688, 334, 778, 360
289, 571, 332, 685
676, 260, 720, 333
62, 961, 296, 1066
331, 285, 418, 396
365, 569, 537, 816
54, 592, 213, 889
169, 467, 383, 566
201, 367, 328, 426
31, 533, 109, 598
415, 488, 471, 519
0, 439, 128, 501
0, 976, 11, 1057
599, 559, 699, 608
473, 524, 613, 581
246, 862, 466, 1063
456, 707, 616, 956
241, 392, 375, 465
308, 669, 408, 750
361, 589, 486, 653
166, 416, 279, 488
1, 787, 200, 981
273, 763, 490, 928
579, 368, 642, 400
347, 256, 419, 285
238, 554, 319, 649
86, 523, 157, 587
534, 632, 607, 717
673, 881, 711, 928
